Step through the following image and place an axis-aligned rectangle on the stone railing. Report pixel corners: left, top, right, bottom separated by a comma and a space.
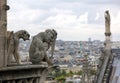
0, 64, 58, 83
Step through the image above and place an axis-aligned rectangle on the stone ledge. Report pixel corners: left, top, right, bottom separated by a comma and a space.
0, 62, 59, 83
0, 64, 48, 71
0, 64, 49, 81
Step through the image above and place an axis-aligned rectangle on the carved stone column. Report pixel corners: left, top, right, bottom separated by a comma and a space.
0, 0, 9, 67
96, 10, 112, 83
81, 55, 91, 83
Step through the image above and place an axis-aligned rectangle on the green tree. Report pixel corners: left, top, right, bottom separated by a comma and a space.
55, 75, 66, 83
61, 70, 67, 76
76, 70, 82, 75
69, 71, 73, 74
90, 69, 96, 75
66, 71, 73, 77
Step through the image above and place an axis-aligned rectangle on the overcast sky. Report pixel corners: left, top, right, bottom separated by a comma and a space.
7, 0, 120, 41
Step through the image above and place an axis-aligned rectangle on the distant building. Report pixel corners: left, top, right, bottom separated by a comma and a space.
66, 75, 81, 83
88, 37, 92, 43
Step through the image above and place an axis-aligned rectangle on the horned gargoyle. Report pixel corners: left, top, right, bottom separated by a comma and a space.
29, 29, 57, 65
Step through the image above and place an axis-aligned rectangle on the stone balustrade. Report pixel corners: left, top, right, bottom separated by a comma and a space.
0, 64, 58, 83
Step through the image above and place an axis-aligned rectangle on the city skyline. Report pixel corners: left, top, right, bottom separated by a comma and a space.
8, 0, 120, 41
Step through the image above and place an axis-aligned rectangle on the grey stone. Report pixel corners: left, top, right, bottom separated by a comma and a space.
29, 29, 57, 65
7, 30, 30, 65
0, 0, 9, 67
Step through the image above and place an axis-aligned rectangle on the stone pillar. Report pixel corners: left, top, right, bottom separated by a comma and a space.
0, 0, 9, 67
81, 55, 91, 83
104, 10, 111, 52
97, 10, 112, 83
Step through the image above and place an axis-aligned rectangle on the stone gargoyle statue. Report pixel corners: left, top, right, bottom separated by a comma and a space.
7, 30, 30, 65
29, 29, 57, 65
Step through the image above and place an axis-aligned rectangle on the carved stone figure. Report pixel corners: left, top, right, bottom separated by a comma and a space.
29, 29, 57, 65
7, 30, 30, 64
105, 11, 110, 24
105, 10, 111, 36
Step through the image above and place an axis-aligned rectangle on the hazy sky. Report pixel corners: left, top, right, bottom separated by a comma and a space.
8, 0, 120, 41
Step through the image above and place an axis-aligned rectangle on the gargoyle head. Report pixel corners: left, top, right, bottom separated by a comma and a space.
18, 30, 30, 41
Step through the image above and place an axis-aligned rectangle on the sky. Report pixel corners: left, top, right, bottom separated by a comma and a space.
7, 0, 120, 41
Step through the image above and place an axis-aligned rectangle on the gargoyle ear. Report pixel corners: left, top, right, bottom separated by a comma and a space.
52, 29, 57, 36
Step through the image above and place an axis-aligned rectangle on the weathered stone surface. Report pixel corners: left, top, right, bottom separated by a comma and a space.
95, 10, 113, 83
0, 65, 59, 83
29, 29, 57, 65
7, 30, 30, 65
0, 0, 9, 67
105, 10, 111, 36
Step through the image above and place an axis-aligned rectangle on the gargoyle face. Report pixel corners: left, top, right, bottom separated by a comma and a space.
45, 29, 57, 58
45, 29, 57, 44
22, 31, 30, 41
